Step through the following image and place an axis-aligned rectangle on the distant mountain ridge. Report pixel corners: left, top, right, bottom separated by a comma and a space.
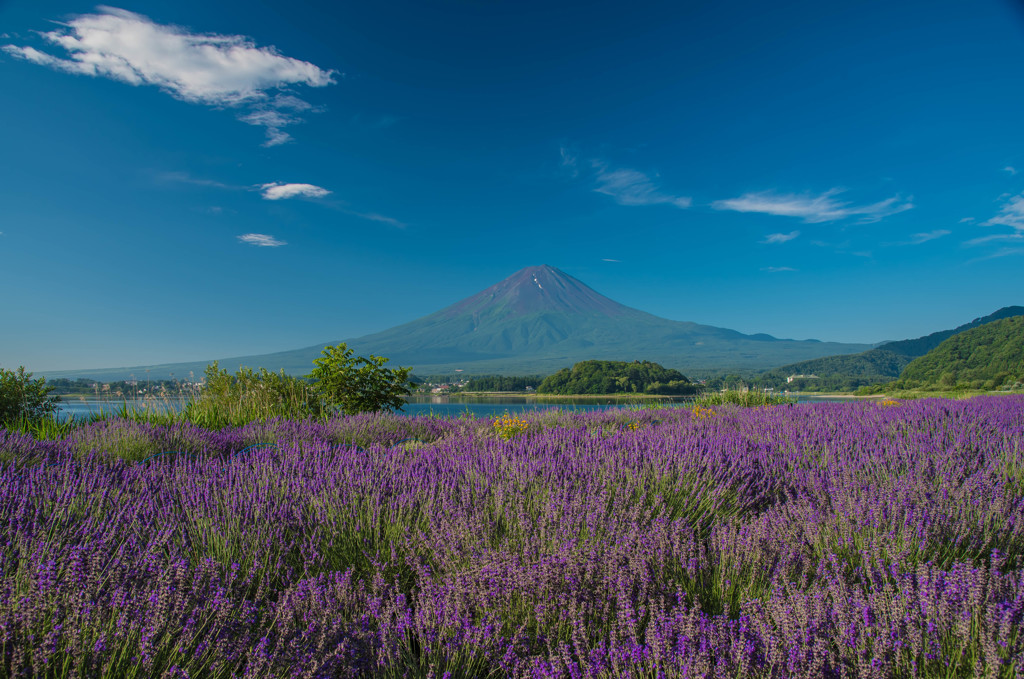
760, 305, 1024, 390
42, 265, 872, 381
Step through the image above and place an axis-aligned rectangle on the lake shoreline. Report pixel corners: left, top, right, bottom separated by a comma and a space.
433, 392, 684, 400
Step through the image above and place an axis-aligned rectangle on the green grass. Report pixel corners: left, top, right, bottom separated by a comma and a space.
690, 389, 795, 407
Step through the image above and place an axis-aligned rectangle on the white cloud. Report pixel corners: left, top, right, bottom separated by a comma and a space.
259, 182, 330, 200
1005, 166, 1018, 175
909, 229, 951, 244
601, 258, 620, 262
983, 193, 1024, 231
762, 230, 800, 244
964, 233, 1024, 247
761, 266, 796, 273
967, 247, 1024, 264
238, 233, 285, 247
158, 171, 234, 189
958, 217, 975, 223
3, 7, 336, 145
592, 162, 691, 208
712, 188, 913, 223
347, 211, 405, 228
240, 109, 302, 146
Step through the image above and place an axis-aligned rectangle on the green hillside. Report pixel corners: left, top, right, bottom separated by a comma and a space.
895, 315, 1024, 390
757, 306, 1024, 391
757, 348, 914, 391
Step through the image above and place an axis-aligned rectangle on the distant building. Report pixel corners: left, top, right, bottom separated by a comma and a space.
786, 374, 820, 384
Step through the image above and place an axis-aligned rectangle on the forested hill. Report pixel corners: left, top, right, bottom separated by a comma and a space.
877, 305, 1024, 356
757, 306, 1024, 391
537, 360, 697, 395
896, 315, 1024, 389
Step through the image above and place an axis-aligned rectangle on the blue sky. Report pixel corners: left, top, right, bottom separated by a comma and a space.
2, 0, 1024, 372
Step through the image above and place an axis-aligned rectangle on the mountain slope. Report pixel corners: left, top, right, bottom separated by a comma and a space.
264, 265, 870, 376
759, 306, 1024, 390
878, 306, 1024, 356
41, 265, 872, 381
897, 315, 1024, 388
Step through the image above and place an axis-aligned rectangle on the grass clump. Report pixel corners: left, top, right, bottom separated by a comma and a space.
692, 389, 795, 407
181, 361, 322, 429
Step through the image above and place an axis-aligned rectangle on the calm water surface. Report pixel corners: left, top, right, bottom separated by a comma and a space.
55, 394, 861, 420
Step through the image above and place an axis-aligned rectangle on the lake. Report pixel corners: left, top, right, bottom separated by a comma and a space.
53, 393, 869, 420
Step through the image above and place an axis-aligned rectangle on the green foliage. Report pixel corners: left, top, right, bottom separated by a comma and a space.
307, 343, 412, 415
464, 374, 545, 391
182, 361, 321, 428
0, 366, 61, 426
537, 360, 698, 395
692, 389, 795, 407
893, 315, 1024, 390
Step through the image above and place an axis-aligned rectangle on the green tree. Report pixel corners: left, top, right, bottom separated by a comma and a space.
0, 366, 61, 425
537, 360, 697, 395
307, 343, 412, 414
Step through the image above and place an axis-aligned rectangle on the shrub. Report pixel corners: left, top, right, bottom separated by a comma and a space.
307, 343, 412, 415
0, 366, 61, 426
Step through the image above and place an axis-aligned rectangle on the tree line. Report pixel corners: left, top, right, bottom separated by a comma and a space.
537, 360, 699, 395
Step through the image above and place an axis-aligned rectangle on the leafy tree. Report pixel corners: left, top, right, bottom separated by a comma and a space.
0, 366, 61, 425
537, 360, 698, 395
307, 343, 412, 414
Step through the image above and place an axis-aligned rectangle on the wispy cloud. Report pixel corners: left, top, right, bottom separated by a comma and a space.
712, 188, 912, 223
237, 233, 285, 247
964, 233, 1024, 247
762, 230, 800, 244
591, 161, 691, 208
158, 171, 235, 189
959, 217, 975, 224
761, 266, 796, 273
3, 7, 336, 146
1005, 166, 1018, 176
601, 258, 620, 262
346, 211, 405, 228
259, 182, 330, 200
908, 229, 951, 245
239, 110, 302, 147
983, 193, 1024, 231
967, 246, 1024, 264
559, 146, 578, 178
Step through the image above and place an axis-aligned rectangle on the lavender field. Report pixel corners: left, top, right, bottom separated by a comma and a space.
2, 397, 1024, 677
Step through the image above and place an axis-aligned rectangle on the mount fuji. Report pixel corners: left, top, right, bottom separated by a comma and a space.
46, 265, 871, 380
